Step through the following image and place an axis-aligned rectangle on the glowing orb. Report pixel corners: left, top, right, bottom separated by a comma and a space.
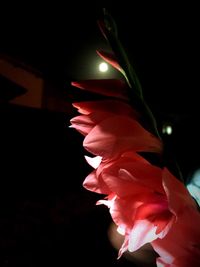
99, 62, 108, 72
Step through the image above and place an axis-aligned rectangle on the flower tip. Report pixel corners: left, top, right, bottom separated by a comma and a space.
96, 49, 122, 73
96, 49, 102, 56
96, 49, 109, 61
97, 19, 107, 40
71, 81, 78, 87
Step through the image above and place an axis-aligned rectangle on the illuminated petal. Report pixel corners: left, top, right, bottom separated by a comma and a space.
71, 79, 128, 100
97, 50, 122, 72
128, 219, 170, 252
112, 161, 163, 193
134, 202, 174, 236
71, 110, 135, 136
83, 170, 111, 194
84, 115, 162, 159
70, 115, 94, 135
162, 168, 197, 215
102, 170, 150, 197
72, 99, 138, 118
107, 195, 140, 232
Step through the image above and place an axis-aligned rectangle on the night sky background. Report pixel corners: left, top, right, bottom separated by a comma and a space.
0, 6, 200, 266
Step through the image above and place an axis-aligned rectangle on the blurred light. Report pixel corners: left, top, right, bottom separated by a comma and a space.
187, 168, 200, 206
162, 124, 173, 135
99, 62, 108, 72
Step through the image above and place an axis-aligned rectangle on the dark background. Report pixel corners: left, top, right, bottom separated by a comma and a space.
0, 6, 200, 266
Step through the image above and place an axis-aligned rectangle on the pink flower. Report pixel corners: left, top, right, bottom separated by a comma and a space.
83, 152, 149, 194
151, 169, 200, 266
70, 99, 138, 136
70, 13, 200, 267
154, 208, 200, 266
83, 114, 162, 159
71, 76, 162, 159
72, 99, 137, 116
71, 104, 162, 160
71, 79, 128, 100
84, 153, 200, 262
93, 158, 176, 257
70, 52, 200, 267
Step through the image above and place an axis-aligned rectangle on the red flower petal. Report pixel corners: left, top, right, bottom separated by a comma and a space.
70, 115, 95, 136
128, 220, 161, 252
71, 79, 128, 100
152, 208, 200, 266
83, 115, 162, 159
83, 152, 151, 195
72, 99, 138, 118
134, 201, 174, 236
97, 19, 108, 40
83, 170, 111, 194
99, 156, 158, 197
97, 50, 122, 73
102, 169, 150, 197
162, 168, 197, 215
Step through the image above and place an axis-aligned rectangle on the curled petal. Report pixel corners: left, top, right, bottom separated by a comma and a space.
134, 201, 175, 236
101, 194, 140, 233
97, 19, 108, 40
72, 99, 138, 118
102, 166, 164, 198
71, 79, 128, 100
71, 110, 134, 136
162, 168, 197, 215
97, 50, 122, 73
128, 220, 160, 252
102, 168, 153, 198
70, 115, 94, 136
118, 235, 129, 258
84, 152, 152, 196
83, 115, 162, 159
152, 207, 200, 266
83, 170, 111, 195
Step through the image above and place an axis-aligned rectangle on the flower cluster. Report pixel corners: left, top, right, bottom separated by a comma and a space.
70, 11, 200, 267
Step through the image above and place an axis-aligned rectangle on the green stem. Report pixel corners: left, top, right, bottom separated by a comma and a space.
102, 10, 161, 139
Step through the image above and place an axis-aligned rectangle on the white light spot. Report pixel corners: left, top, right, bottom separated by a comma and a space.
99, 62, 108, 72
162, 124, 173, 135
